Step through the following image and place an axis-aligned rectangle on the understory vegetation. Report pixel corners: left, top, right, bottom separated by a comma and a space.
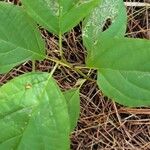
0, 0, 150, 149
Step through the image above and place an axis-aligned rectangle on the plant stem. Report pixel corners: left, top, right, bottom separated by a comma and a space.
38, 63, 59, 99
46, 57, 72, 68
32, 60, 36, 72
49, 63, 59, 77
58, 3, 63, 59
46, 57, 95, 82
59, 32, 63, 58
74, 67, 96, 82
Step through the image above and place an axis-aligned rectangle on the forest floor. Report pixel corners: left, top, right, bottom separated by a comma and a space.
1, 0, 150, 149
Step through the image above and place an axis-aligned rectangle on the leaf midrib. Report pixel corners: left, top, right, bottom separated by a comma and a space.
16, 75, 57, 149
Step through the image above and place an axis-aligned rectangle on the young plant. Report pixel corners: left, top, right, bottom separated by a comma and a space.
0, 0, 150, 149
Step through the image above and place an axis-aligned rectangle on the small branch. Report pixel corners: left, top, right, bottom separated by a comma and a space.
49, 63, 59, 77
46, 57, 72, 68
46, 57, 96, 82
59, 32, 63, 58
32, 60, 36, 72
124, 2, 150, 7
58, 4, 63, 59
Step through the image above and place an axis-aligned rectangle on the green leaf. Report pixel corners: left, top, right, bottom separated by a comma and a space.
100, 0, 127, 38
0, 72, 70, 150
0, 2, 45, 73
64, 88, 80, 132
21, 0, 99, 35
98, 69, 150, 107
83, 0, 127, 59
92, 38, 150, 107
88, 38, 150, 71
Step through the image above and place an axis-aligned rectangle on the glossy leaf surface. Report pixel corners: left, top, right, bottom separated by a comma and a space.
88, 38, 150, 71
0, 2, 45, 73
0, 72, 70, 150
64, 88, 80, 132
21, 0, 99, 35
93, 38, 150, 106
98, 69, 150, 107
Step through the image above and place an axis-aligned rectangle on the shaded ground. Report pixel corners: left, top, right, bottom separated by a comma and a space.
1, 0, 150, 149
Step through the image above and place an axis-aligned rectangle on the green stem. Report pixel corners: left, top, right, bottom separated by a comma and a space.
59, 32, 63, 58
58, 3, 63, 59
32, 60, 36, 72
49, 63, 59, 77
74, 67, 96, 82
46, 57, 96, 82
38, 63, 59, 99
75, 66, 97, 70
46, 57, 72, 68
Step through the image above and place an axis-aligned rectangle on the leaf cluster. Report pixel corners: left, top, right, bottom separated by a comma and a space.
0, 0, 150, 149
